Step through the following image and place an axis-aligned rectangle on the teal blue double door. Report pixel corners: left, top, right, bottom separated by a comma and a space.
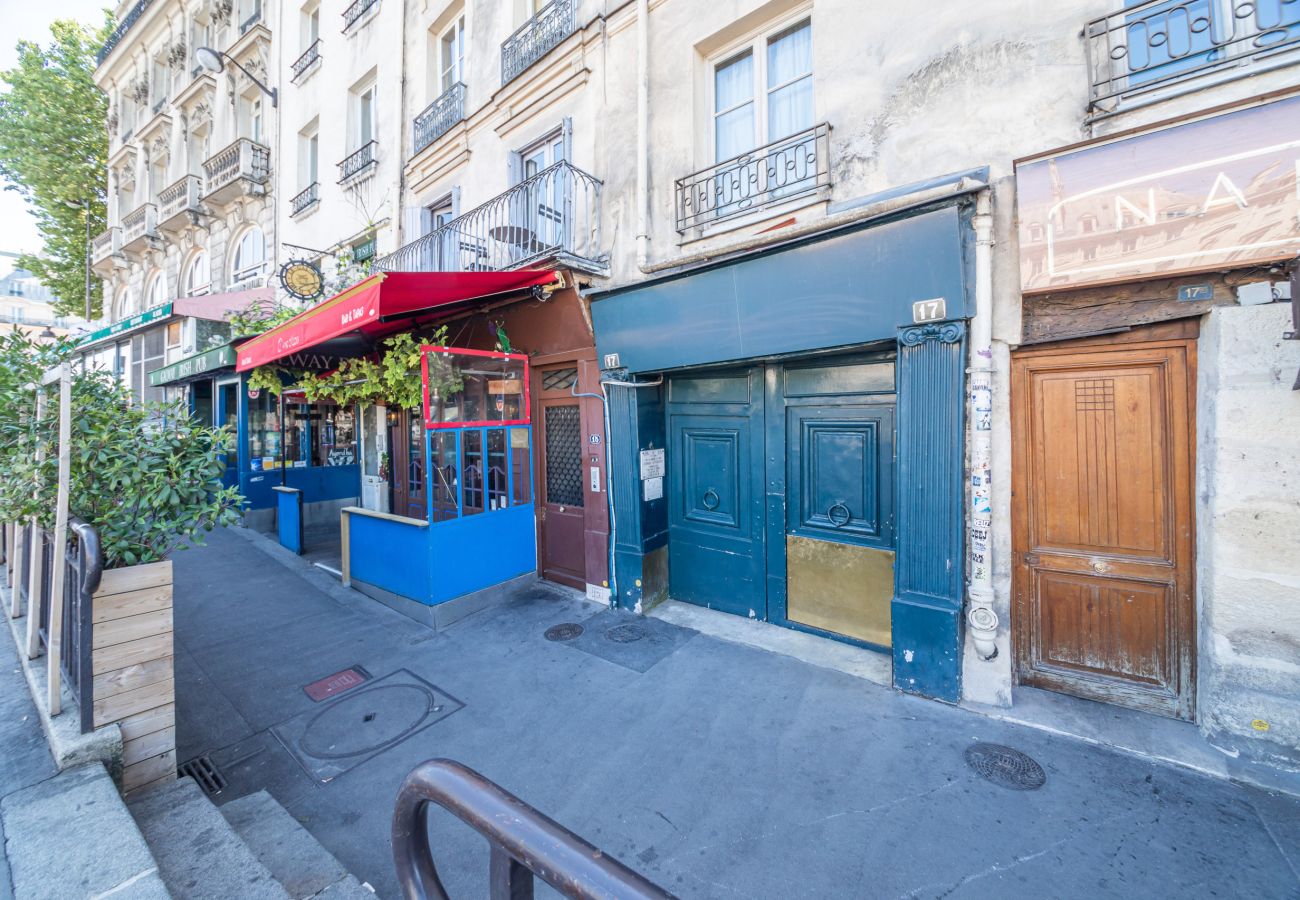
666, 353, 898, 648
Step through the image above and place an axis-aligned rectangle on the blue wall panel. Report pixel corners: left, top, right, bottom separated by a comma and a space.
429, 503, 537, 604
274, 488, 303, 555
349, 514, 432, 601
592, 206, 968, 374
241, 464, 361, 510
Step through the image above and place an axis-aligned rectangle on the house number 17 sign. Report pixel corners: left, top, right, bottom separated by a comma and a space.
912, 298, 947, 323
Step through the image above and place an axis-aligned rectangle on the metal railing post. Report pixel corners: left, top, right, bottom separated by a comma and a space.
392, 758, 677, 900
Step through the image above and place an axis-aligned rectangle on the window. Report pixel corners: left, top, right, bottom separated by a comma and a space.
304, 4, 320, 45
151, 58, 171, 106
130, 327, 165, 405
242, 95, 263, 143
439, 16, 465, 93
428, 196, 454, 232
185, 251, 210, 296
713, 18, 812, 162
230, 226, 266, 282
300, 125, 319, 187
309, 403, 356, 466
356, 85, 375, 147
247, 392, 283, 469
164, 319, 184, 363
145, 272, 168, 310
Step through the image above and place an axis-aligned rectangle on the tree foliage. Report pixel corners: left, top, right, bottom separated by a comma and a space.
0, 17, 112, 318
0, 332, 244, 569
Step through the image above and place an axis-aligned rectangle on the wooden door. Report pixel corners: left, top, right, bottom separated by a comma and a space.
536, 365, 586, 590
1012, 326, 1196, 720
389, 409, 427, 520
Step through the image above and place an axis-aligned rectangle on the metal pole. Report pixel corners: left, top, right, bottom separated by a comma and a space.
83, 211, 92, 322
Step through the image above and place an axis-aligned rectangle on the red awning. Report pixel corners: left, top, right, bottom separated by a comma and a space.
235, 270, 557, 372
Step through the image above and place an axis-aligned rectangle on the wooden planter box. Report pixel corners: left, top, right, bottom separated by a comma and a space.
92, 559, 176, 795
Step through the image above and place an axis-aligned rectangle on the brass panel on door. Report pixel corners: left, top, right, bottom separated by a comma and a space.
786, 535, 894, 647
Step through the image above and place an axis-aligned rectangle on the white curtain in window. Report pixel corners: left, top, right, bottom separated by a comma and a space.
186, 251, 210, 296
767, 21, 813, 141
714, 51, 755, 162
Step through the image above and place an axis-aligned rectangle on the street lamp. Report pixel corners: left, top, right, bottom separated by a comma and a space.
194, 47, 278, 108
63, 198, 93, 322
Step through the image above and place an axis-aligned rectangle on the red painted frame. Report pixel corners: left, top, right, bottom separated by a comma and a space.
421, 345, 532, 430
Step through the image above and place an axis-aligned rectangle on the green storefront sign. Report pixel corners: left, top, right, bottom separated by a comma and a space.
148, 343, 238, 387
80, 302, 174, 347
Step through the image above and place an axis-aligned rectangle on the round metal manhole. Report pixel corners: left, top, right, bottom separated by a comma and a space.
544, 623, 584, 642
964, 742, 1047, 791
605, 623, 647, 643
299, 684, 442, 760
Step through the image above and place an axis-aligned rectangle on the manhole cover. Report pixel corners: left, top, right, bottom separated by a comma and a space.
606, 623, 647, 643
545, 623, 584, 642
964, 742, 1047, 791
299, 683, 443, 760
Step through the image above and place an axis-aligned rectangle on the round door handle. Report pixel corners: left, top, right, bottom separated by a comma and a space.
827, 502, 852, 528
702, 488, 721, 510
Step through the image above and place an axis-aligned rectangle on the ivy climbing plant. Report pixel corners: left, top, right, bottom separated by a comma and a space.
247, 327, 462, 411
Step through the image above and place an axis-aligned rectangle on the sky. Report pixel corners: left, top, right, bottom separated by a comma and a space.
0, 0, 111, 258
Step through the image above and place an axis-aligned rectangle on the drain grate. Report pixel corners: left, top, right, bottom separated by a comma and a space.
605, 623, 647, 644
178, 755, 227, 796
964, 742, 1047, 791
544, 623, 584, 642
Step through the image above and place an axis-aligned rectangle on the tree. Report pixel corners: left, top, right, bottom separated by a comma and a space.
0, 17, 112, 319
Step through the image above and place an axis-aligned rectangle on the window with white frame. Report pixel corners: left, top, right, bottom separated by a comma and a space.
439, 16, 465, 93
185, 251, 210, 296
428, 196, 455, 231
145, 271, 168, 310
151, 57, 171, 107
164, 319, 185, 363
300, 2, 319, 51
712, 17, 813, 162
355, 84, 375, 148
299, 123, 319, 187
239, 94, 264, 144
230, 226, 266, 283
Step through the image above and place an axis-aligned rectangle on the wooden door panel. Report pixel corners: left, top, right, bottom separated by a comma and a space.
1013, 336, 1195, 720
1033, 570, 1173, 686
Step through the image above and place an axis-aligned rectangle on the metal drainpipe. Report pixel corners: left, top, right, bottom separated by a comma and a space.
634, 0, 649, 270
967, 190, 998, 660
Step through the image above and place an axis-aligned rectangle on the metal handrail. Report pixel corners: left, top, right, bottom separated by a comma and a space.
392, 759, 677, 900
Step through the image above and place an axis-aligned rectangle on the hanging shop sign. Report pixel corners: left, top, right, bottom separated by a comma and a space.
79, 302, 173, 347
148, 342, 238, 387
1016, 92, 1300, 294
279, 260, 325, 302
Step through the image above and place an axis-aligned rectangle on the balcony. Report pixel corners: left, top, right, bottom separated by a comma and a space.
412, 82, 465, 155
338, 141, 377, 184
96, 0, 153, 66
1085, 0, 1300, 117
376, 160, 605, 275
91, 227, 123, 275
342, 0, 378, 31
290, 182, 319, 217
675, 123, 831, 233
291, 39, 321, 82
120, 203, 159, 255
501, 0, 575, 85
157, 174, 203, 233
202, 138, 270, 206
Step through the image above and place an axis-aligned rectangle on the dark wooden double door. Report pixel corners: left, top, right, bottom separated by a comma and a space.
1012, 323, 1197, 720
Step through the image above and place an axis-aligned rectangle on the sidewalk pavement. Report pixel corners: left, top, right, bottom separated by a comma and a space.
172, 526, 1300, 900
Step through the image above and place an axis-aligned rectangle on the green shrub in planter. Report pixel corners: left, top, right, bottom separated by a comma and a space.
0, 333, 244, 569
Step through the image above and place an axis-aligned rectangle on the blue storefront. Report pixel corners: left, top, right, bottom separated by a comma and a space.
590, 190, 979, 702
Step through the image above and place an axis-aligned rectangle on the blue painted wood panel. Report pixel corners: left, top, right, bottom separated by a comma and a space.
592, 206, 969, 375
349, 514, 432, 601
274, 488, 303, 555
666, 369, 766, 618
786, 406, 894, 548
429, 503, 537, 604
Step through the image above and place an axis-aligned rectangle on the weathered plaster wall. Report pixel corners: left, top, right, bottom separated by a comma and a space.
1196, 301, 1300, 770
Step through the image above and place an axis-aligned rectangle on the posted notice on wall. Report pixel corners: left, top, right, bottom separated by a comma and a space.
639, 448, 665, 480
643, 476, 664, 501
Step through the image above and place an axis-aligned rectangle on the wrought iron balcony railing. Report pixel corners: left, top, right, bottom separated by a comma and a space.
342, 0, 378, 31
292, 39, 321, 81
376, 160, 605, 275
290, 182, 319, 216
97, 0, 154, 65
1086, 0, 1300, 113
502, 0, 575, 85
413, 82, 465, 155
675, 122, 831, 232
202, 138, 270, 201
338, 140, 377, 182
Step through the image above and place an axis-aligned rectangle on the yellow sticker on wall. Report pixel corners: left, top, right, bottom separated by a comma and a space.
1252, 719, 1270, 732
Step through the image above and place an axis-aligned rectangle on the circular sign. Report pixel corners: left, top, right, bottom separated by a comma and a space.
279, 259, 324, 302
247, 388, 261, 399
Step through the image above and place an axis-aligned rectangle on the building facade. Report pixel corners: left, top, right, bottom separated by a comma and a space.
87, 0, 1300, 772
0, 256, 85, 341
